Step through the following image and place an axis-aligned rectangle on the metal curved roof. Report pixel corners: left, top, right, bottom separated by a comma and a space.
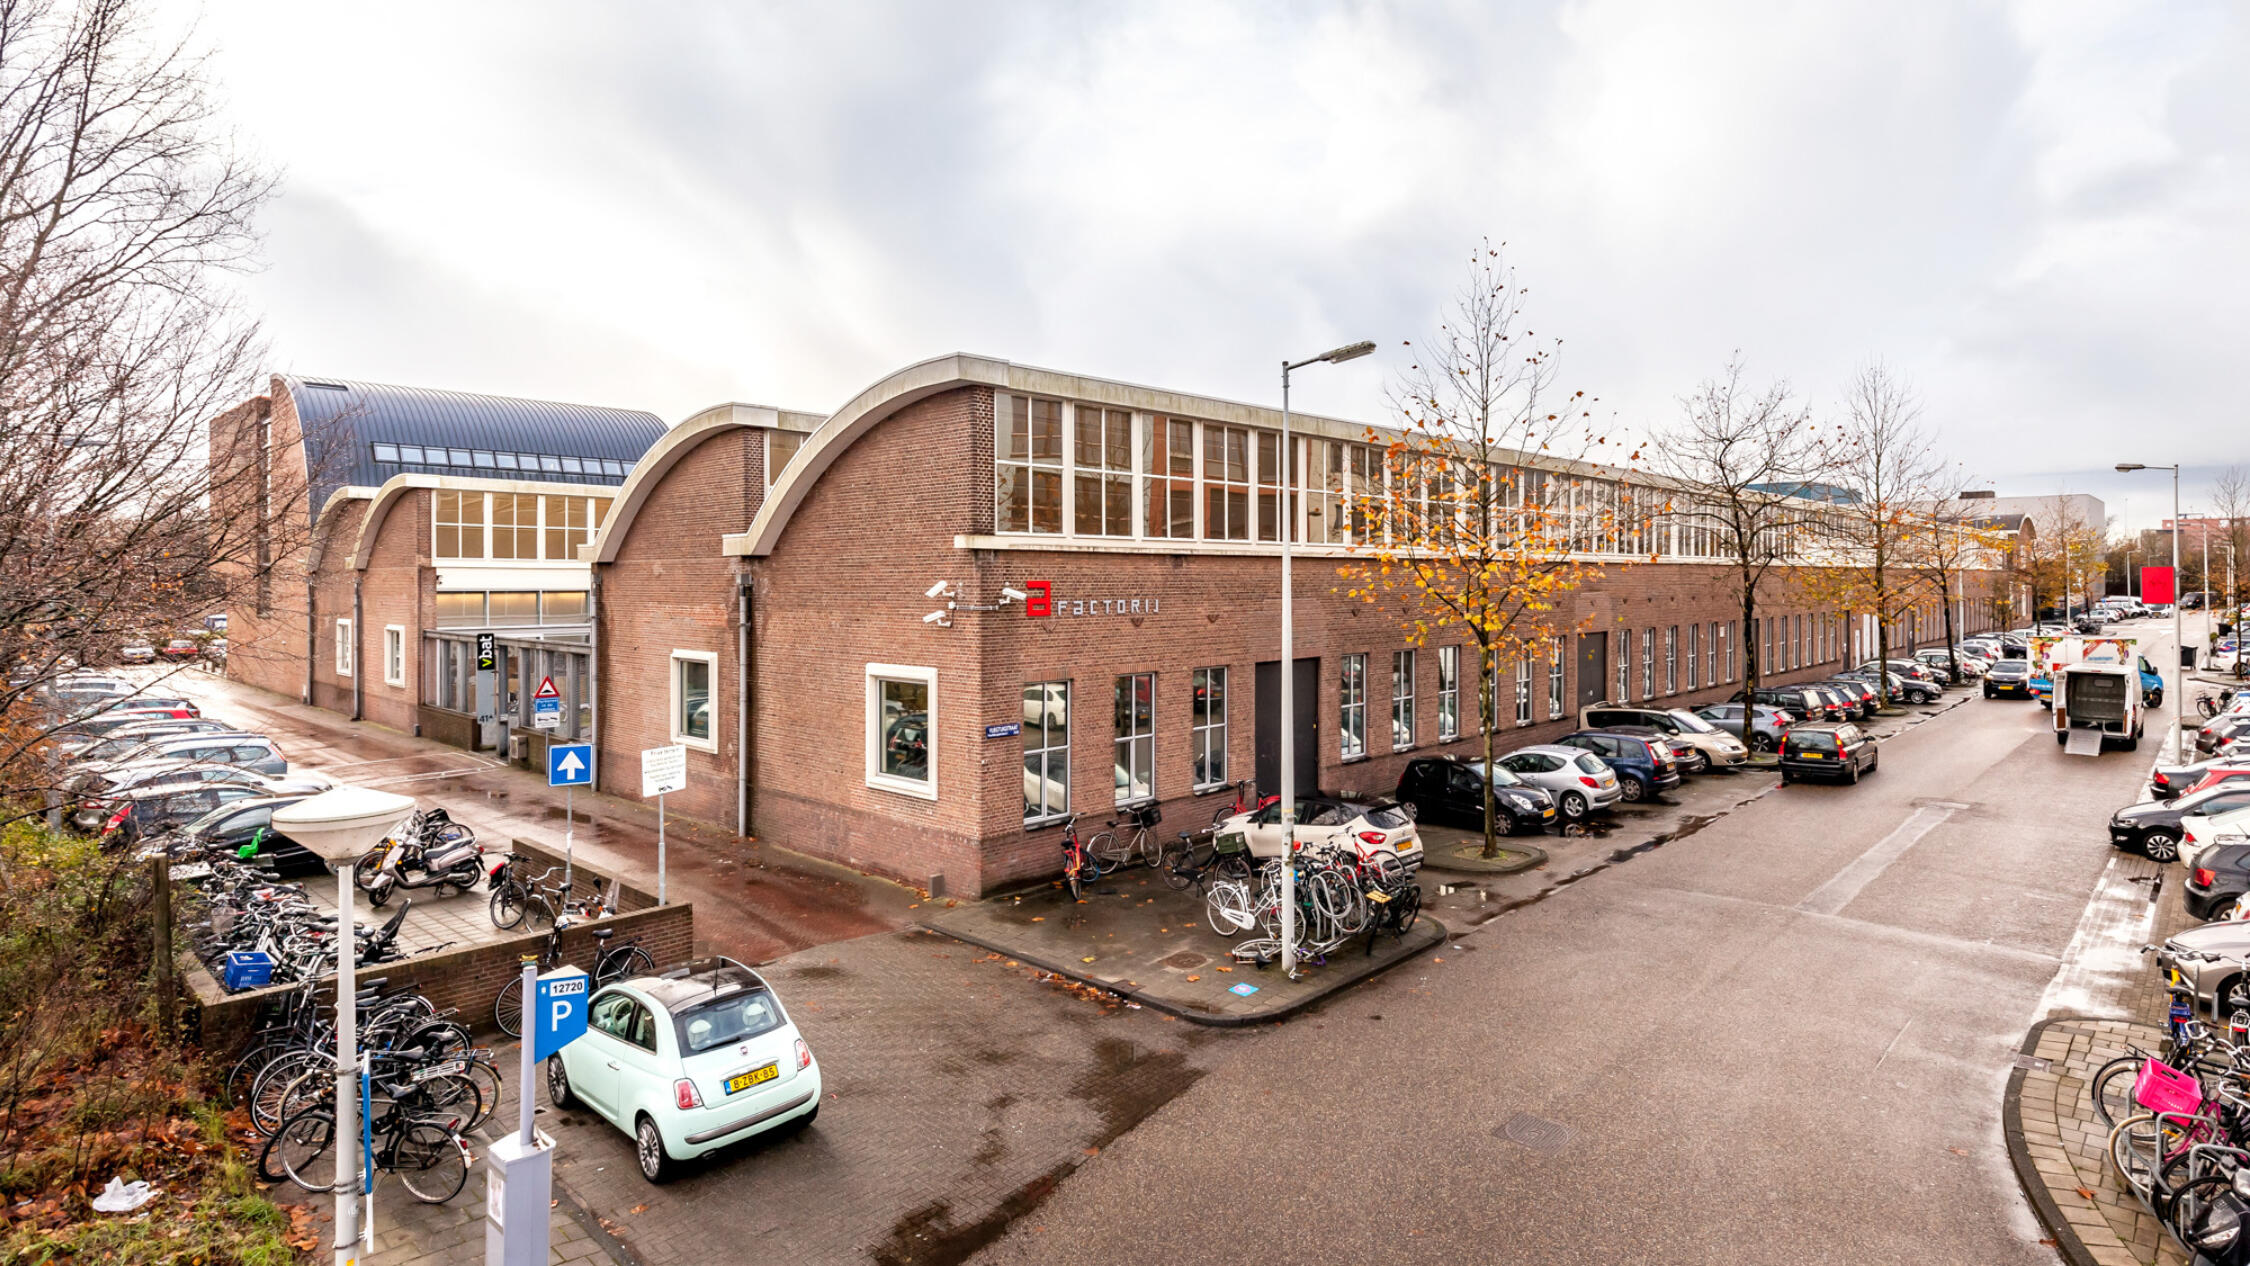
284, 375, 668, 516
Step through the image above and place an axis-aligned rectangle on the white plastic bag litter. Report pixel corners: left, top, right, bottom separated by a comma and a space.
90, 1177, 155, 1212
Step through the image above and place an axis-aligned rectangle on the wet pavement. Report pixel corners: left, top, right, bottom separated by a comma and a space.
923, 868, 1446, 1023
165, 674, 920, 963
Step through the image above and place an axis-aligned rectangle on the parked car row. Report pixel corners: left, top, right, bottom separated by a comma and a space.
38, 672, 318, 844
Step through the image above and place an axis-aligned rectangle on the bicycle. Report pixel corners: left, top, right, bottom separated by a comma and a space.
1087, 803, 1179, 871
489, 860, 605, 931
1208, 778, 1275, 828
262, 1052, 476, 1203
495, 924, 653, 1036
1057, 814, 1113, 901
1163, 829, 1255, 893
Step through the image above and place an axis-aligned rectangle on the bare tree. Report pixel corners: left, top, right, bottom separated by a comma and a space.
1799, 364, 1945, 704
0, 0, 289, 813
2211, 466, 2250, 674
1339, 243, 1613, 858
1903, 479, 2013, 686
1651, 356, 1829, 704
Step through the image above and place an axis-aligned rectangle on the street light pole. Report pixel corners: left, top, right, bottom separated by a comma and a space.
2117, 463, 2184, 761
1278, 340, 1374, 980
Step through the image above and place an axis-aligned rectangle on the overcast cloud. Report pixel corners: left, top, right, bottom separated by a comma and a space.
197, 1, 2247, 528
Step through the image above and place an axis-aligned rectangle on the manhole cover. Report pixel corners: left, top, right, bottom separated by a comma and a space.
1496, 1113, 1574, 1153
1161, 951, 1208, 970
2013, 1054, 2052, 1072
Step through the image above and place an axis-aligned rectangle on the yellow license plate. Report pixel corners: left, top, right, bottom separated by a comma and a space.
1541, 808, 1556, 818
1800, 752, 1824, 759
725, 1063, 779, 1095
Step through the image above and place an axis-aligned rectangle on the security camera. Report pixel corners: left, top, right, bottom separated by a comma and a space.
921, 610, 951, 626
925, 579, 952, 599
1000, 587, 1029, 603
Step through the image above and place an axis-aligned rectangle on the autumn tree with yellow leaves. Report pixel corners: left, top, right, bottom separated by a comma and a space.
1338, 246, 1622, 859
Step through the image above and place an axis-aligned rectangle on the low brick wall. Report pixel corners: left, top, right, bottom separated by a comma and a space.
417, 704, 477, 750
187, 877, 694, 1055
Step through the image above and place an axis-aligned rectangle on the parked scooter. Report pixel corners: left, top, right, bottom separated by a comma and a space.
353, 808, 475, 892
358, 809, 484, 908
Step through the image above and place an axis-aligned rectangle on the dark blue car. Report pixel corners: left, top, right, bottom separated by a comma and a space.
1554, 729, 1682, 803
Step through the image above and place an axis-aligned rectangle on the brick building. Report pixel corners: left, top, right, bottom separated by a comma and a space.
587, 354, 2009, 898
213, 375, 666, 750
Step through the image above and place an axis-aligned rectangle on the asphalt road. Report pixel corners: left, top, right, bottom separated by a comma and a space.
971, 633, 2179, 1265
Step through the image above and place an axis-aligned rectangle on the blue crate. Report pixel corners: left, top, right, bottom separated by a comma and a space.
221, 951, 274, 991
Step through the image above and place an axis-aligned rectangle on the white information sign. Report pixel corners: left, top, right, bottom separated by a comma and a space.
641, 744, 688, 798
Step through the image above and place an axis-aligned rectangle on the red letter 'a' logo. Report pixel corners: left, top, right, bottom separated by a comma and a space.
1025, 580, 1051, 617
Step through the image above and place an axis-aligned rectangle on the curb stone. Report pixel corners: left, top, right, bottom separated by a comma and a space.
2004, 1015, 2105, 1266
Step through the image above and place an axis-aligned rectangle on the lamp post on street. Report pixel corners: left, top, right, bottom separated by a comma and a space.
2117, 463, 2184, 761
1278, 339, 1375, 979
2126, 549, 2139, 601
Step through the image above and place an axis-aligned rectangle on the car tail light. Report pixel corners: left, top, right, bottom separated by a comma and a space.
2156, 772, 2171, 786
2196, 868, 2218, 888
1579, 775, 1601, 788
1357, 831, 1388, 847
673, 1078, 703, 1110
796, 1038, 813, 1070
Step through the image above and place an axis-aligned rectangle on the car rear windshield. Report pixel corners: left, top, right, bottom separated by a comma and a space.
673, 987, 785, 1055
1359, 802, 1412, 829
1791, 733, 1839, 752
1574, 754, 1609, 774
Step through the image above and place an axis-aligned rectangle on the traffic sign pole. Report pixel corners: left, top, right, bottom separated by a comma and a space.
564, 785, 573, 894
518, 958, 537, 1146
657, 793, 665, 907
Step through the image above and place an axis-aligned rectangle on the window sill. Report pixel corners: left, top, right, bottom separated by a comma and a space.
671, 734, 721, 755
1191, 784, 1231, 796
1340, 753, 1368, 765
1023, 815, 1069, 831
867, 773, 937, 802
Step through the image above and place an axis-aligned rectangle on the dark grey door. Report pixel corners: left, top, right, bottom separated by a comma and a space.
1254, 658, 1320, 798
1577, 633, 1607, 711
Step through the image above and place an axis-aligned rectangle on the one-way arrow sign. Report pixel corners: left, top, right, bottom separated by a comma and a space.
548, 742, 593, 787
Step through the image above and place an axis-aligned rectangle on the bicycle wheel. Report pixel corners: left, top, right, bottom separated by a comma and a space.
1160, 851, 1196, 892
1205, 880, 1254, 936
417, 1073, 482, 1127
1065, 856, 1085, 902
488, 882, 530, 930
1392, 885, 1424, 935
392, 1121, 469, 1203
464, 1060, 503, 1130
599, 947, 656, 986
2171, 1172, 2245, 1249
1085, 831, 1126, 871
273, 1110, 342, 1193
251, 1050, 328, 1136
2110, 1113, 2181, 1197
495, 976, 525, 1038
352, 849, 387, 891
2087, 1055, 2144, 1128
224, 1040, 284, 1107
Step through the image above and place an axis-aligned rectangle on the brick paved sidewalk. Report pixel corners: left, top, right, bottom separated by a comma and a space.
2008, 1017, 2189, 1266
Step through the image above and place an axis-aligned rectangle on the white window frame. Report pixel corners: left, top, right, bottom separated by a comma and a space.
1548, 642, 1565, 718
1514, 655, 1532, 725
1191, 667, 1229, 791
670, 650, 720, 752
382, 624, 406, 687
1686, 624, 1700, 691
1340, 654, 1368, 760
866, 663, 938, 800
1641, 629, 1656, 700
335, 618, 353, 677
1665, 626, 1678, 695
1114, 672, 1156, 806
1436, 647, 1460, 741
1391, 649, 1416, 750
1024, 679, 1071, 824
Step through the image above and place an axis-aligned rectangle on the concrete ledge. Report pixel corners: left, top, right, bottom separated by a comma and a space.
1421, 840, 1549, 875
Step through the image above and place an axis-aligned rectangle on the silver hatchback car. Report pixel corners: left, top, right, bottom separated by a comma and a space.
1493, 745, 1623, 822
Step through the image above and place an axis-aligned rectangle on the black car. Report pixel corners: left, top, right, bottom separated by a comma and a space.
1394, 758, 1557, 835
2199, 715, 2250, 755
158, 794, 326, 877
2114, 783, 2250, 862
1819, 679, 1880, 720
1554, 729, 1682, 802
2186, 844, 2250, 920
1746, 687, 1813, 723
1779, 723, 1879, 785
1984, 659, 2034, 698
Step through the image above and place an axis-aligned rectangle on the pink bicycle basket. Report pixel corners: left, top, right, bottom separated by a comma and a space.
2135, 1060, 2204, 1117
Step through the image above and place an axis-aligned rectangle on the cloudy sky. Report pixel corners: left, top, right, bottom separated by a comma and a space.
195, 1, 2246, 530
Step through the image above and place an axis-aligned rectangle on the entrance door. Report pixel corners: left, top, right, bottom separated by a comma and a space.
1254, 658, 1319, 798
1577, 633, 1607, 711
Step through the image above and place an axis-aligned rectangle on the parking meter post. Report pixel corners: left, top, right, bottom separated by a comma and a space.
519, 958, 537, 1147
657, 793, 666, 907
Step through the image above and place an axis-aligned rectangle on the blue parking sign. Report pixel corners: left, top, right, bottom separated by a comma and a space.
548, 742, 593, 787
533, 969, 590, 1062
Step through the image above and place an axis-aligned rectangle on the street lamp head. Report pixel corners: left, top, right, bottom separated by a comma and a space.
2117, 463, 2147, 473
1318, 340, 1377, 365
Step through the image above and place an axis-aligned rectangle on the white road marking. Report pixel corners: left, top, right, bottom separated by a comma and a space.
1796, 802, 1969, 917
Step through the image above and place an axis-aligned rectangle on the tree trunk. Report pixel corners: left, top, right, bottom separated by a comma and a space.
1478, 645, 1500, 859
1740, 577, 1760, 704
1940, 572, 1960, 684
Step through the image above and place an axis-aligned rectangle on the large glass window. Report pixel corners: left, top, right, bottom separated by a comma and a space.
1641, 629, 1656, 700
544, 495, 593, 560
1725, 622, 1738, 682
767, 430, 805, 486
383, 626, 405, 687
1113, 673, 1154, 805
541, 591, 589, 625
1686, 624, 1700, 691
1340, 654, 1367, 759
1515, 655, 1532, 724
1665, 626, 1679, 694
434, 490, 484, 559
1192, 668, 1228, 790
1202, 424, 1250, 541
671, 652, 715, 748
1549, 642, 1566, 718
1391, 650, 1416, 749
488, 592, 538, 625
491, 493, 538, 559
867, 666, 935, 798
1308, 440, 1346, 543
1436, 647, 1459, 741
435, 592, 487, 629
1023, 681, 1070, 823
335, 618, 353, 677
997, 394, 1064, 534
1256, 432, 1290, 542
1144, 417, 1196, 539
1615, 631, 1630, 702
1073, 405, 1133, 536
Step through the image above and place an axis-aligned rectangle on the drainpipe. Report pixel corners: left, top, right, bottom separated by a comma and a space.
737, 574, 754, 837
586, 568, 601, 792
302, 579, 316, 707
351, 576, 364, 721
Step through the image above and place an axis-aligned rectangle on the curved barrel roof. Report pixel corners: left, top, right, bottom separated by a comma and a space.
285, 375, 668, 516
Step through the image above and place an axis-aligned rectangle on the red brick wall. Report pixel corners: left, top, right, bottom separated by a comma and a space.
595, 427, 762, 825
307, 501, 368, 716
214, 381, 317, 702
356, 488, 432, 733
